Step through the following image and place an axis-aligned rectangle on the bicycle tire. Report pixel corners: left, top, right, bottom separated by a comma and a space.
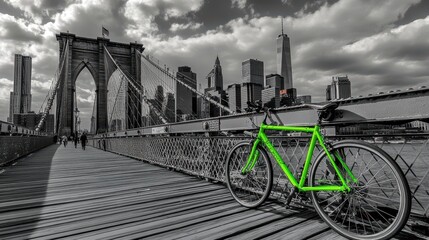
226, 141, 273, 208
309, 140, 411, 240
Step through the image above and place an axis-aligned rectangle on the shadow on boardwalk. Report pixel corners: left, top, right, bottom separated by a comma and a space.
0, 145, 425, 239
0, 144, 57, 239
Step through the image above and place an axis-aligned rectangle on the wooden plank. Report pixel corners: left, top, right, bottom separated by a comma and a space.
0, 145, 423, 240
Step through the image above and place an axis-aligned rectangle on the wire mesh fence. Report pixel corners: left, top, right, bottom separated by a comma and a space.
90, 134, 429, 218
0, 136, 53, 166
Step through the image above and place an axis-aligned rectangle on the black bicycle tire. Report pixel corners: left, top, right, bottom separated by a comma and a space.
309, 140, 411, 240
225, 141, 273, 208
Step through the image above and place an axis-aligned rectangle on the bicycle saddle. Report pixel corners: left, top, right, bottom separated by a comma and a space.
304, 102, 339, 121
304, 102, 338, 111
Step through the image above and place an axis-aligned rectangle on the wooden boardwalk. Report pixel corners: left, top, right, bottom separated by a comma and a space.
0, 145, 423, 240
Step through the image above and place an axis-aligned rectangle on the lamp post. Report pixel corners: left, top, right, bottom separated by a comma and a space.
74, 107, 80, 135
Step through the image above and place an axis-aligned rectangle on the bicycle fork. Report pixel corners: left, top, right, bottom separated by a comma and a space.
241, 138, 261, 174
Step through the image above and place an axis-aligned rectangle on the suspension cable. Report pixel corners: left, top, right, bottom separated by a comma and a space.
36, 40, 69, 132
104, 46, 168, 124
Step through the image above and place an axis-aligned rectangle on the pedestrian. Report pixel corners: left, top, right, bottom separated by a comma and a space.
62, 135, 68, 147
80, 133, 87, 150
74, 133, 78, 148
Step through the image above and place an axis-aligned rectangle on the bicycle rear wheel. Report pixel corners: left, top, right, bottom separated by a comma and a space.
309, 140, 411, 240
226, 142, 273, 208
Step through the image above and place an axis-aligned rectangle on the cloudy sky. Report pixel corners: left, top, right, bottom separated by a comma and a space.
1, 0, 429, 130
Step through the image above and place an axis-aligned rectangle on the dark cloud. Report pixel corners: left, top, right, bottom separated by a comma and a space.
0, 1, 25, 18
179, 0, 245, 34
393, 0, 426, 26
1, 19, 43, 42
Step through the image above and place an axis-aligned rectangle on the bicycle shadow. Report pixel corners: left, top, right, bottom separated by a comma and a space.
256, 199, 426, 240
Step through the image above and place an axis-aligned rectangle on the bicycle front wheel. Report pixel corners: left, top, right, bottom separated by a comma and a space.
226, 142, 273, 208
309, 140, 411, 240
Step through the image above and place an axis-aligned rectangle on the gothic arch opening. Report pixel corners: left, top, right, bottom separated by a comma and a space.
74, 67, 96, 134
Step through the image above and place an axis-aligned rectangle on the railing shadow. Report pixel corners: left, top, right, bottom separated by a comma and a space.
0, 144, 58, 239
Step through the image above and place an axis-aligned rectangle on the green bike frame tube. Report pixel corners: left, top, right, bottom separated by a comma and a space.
315, 132, 352, 191
242, 122, 355, 192
298, 129, 318, 188
259, 129, 300, 188
333, 151, 358, 183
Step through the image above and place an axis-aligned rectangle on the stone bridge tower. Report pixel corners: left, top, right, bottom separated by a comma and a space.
56, 32, 143, 135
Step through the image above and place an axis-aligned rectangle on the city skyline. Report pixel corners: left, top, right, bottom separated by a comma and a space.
0, 0, 429, 130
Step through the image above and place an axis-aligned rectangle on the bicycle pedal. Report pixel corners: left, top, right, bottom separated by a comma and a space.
285, 187, 297, 206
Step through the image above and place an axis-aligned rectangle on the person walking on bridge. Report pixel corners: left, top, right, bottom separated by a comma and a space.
62, 135, 68, 147
80, 133, 87, 150
74, 131, 79, 148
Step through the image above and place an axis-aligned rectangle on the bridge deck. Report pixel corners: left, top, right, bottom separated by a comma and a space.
0, 145, 422, 240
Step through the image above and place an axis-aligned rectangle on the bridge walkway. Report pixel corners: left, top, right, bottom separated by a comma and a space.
0, 145, 422, 240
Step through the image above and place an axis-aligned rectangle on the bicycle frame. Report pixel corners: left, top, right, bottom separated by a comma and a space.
241, 123, 358, 192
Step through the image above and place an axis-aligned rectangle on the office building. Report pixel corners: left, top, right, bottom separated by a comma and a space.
262, 86, 280, 108
242, 59, 264, 85
9, 54, 32, 122
326, 76, 351, 100
176, 66, 197, 121
164, 92, 176, 122
277, 18, 293, 89
227, 83, 241, 113
241, 82, 262, 110
205, 56, 223, 92
201, 90, 227, 118
203, 56, 227, 118
240, 59, 263, 110
266, 74, 284, 90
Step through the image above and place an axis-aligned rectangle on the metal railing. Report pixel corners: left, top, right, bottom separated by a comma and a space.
0, 120, 49, 137
90, 133, 429, 219
0, 136, 54, 166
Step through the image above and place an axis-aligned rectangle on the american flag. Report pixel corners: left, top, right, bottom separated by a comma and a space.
102, 26, 109, 38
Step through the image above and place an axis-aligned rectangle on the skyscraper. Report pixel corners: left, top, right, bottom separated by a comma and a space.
241, 59, 263, 109
266, 74, 284, 89
242, 59, 264, 85
241, 82, 262, 110
227, 83, 241, 113
9, 54, 32, 122
205, 56, 223, 92
203, 56, 227, 118
176, 66, 197, 121
262, 86, 280, 108
326, 76, 351, 100
277, 18, 293, 90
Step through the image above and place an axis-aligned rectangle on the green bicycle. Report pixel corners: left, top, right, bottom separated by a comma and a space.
225, 101, 411, 240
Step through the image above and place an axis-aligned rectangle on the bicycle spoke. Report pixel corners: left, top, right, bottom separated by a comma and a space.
227, 143, 272, 208
310, 143, 410, 239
